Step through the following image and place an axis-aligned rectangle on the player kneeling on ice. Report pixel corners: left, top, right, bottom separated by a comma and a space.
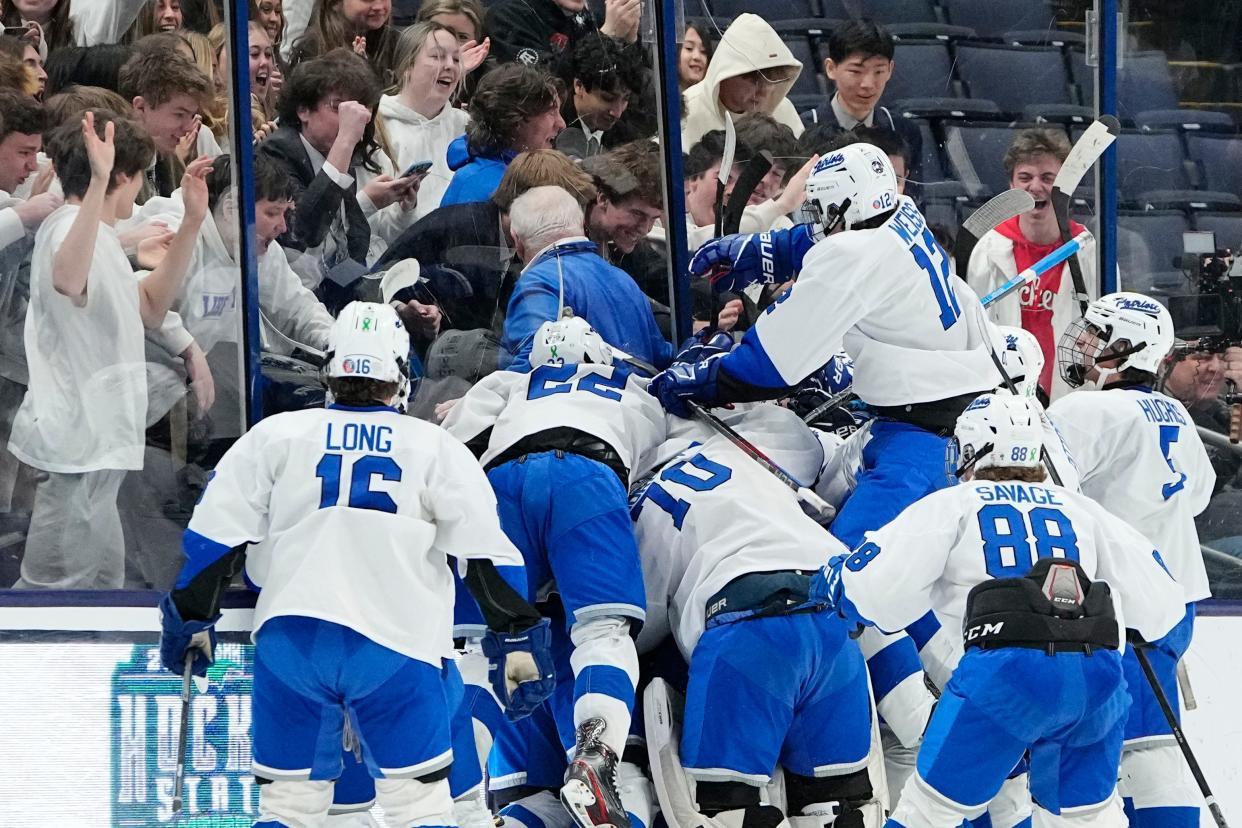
159, 302, 555, 828
442, 315, 666, 828
1048, 293, 1213, 828
633, 403, 882, 828
812, 392, 1187, 828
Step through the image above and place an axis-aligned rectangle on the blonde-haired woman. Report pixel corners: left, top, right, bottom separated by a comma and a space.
378, 21, 469, 222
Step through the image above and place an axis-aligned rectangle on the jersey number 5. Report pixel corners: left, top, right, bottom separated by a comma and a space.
978, 504, 1080, 578
1158, 425, 1187, 500
316, 454, 403, 514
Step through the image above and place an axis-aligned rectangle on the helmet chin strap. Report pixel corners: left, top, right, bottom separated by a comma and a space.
1083, 341, 1148, 390
955, 441, 995, 479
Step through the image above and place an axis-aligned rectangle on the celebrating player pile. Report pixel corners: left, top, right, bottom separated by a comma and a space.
157, 131, 1223, 828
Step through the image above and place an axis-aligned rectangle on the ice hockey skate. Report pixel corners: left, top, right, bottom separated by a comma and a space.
561, 717, 631, 828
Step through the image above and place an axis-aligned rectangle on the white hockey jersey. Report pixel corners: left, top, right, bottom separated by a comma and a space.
185, 405, 524, 665
724, 197, 1000, 407
840, 479, 1187, 668
1048, 387, 1214, 602
631, 404, 846, 656
442, 363, 666, 486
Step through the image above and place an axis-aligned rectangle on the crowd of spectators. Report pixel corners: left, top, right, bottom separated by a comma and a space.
0, 0, 1235, 594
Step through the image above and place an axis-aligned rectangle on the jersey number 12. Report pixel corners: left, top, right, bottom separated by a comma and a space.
909, 226, 960, 330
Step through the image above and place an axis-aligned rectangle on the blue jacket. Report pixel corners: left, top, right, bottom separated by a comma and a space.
501, 239, 674, 373
440, 135, 514, 206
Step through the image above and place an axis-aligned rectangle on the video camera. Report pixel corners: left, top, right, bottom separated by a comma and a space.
1166, 230, 1242, 347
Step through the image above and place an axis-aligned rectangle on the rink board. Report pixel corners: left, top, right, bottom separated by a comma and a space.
0, 601, 1238, 827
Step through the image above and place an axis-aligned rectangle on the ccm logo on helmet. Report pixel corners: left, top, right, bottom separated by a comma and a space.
341, 357, 374, 375
1115, 298, 1162, 316
814, 152, 846, 174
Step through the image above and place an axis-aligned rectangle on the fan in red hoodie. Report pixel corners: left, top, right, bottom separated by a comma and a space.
966, 128, 1101, 402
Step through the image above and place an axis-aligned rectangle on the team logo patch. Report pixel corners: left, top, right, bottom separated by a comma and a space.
1115, 297, 1162, 316
550, 33, 569, 52
517, 47, 539, 65
965, 396, 991, 412
813, 152, 846, 174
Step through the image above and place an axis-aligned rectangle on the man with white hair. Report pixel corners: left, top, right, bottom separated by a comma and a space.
501, 185, 673, 372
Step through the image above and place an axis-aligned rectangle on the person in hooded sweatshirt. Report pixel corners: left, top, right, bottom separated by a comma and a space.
378, 21, 470, 223
441, 63, 565, 207
681, 13, 805, 148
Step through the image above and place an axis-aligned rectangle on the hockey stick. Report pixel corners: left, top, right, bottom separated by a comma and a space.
1132, 644, 1230, 828
1051, 116, 1120, 315
979, 231, 1094, 308
172, 651, 194, 814
721, 150, 775, 236
713, 117, 738, 239
686, 400, 836, 521
800, 387, 855, 425
954, 189, 1036, 276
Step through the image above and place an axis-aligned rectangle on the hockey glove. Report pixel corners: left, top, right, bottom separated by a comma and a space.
673, 329, 736, 365
481, 617, 556, 721
158, 594, 218, 677
648, 352, 725, 418
690, 224, 818, 294
810, 555, 870, 631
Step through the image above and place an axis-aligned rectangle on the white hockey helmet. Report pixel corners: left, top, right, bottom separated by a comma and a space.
1057, 291, 1174, 389
324, 301, 411, 408
804, 143, 899, 232
529, 313, 614, 367
995, 325, 1045, 399
947, 392, 1044, 480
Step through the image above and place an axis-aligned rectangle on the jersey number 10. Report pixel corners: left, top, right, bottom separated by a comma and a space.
316, 454, 403, 513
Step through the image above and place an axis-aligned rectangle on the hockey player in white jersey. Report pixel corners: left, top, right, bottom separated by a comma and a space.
652, 145, 985, 808
442, 315, 666, 828
1048, 292, 1214, 828
813, 392, 1187, 828
632, 403, 880, 828
651, 142, 999, 551
158, 302, 556, 828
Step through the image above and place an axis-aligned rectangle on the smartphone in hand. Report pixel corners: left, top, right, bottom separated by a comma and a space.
401, 160, 433, 178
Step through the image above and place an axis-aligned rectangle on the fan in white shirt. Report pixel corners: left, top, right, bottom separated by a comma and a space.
378, 21, 470, 223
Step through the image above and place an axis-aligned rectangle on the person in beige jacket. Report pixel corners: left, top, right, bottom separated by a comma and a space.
681, 13, 804, 148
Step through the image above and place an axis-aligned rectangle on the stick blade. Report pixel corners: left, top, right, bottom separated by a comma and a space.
1053, 118, 1119, 196
961, 189, 1036, 238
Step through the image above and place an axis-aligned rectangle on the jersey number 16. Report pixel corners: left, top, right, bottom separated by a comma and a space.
316, 454, 403, 514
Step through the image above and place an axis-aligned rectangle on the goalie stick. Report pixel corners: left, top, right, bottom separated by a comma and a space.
1051, 116, 1120, 315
